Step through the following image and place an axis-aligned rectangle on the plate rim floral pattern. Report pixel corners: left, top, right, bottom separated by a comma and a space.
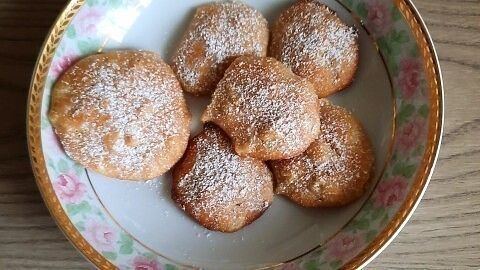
27, 0, 443, 269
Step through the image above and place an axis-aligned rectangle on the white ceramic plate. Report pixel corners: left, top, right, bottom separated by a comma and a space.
28, 0, 442, 269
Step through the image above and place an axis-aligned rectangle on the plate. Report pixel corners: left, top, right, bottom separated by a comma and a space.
27, 0, 443, 269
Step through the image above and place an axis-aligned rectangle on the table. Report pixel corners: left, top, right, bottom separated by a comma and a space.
0, 0, 478, 269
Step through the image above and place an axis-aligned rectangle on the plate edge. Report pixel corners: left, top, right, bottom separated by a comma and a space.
342, 0, 444, 268
26, 0, 116, 269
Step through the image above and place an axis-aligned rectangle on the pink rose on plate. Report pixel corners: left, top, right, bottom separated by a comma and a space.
85, 220, 117, 252
375, 176, 408, 207
327, 232, 363, 260
51, 53, 77, 77
366, 0, 392, 36
398, 58, 421, 100
133, 256, 160, 270
53, 172, 86, 204
398, 117, 426, 153
75, 7, 105, 35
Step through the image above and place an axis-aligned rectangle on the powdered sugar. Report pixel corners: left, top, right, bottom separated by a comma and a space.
175, 125, 272, 226
274, 101, 372, 195
273, 1, 358, 73
172, 1, 268, 93
53, 51, 188, 179
204, 56, 320, 159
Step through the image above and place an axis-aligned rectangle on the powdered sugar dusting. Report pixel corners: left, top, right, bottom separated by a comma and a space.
274, 101, 373, 196
204, 56, 320, 159
172, 1, 268, 94
174, 125, 272, 230
273, 1, 358, 74
52, 51, 188, 179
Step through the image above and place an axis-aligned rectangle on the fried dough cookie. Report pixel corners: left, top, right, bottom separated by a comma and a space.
270, 99, 374, 207
172, 124, 273, 232
201, 56, 320, 160
48, 50, 191, 180
171, 1, 269, 95
270, 0, 359, 97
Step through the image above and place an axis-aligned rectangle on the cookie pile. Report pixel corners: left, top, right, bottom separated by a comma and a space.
49, 0, 374, 233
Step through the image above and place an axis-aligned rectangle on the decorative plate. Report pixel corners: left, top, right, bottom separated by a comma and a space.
27, 0, 443, 269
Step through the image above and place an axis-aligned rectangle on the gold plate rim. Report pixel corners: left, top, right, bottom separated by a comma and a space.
342, 0, 444, 268
26, 0, 444, 269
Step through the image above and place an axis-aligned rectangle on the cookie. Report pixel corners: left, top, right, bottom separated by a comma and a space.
48, 50, 191, 180
202, 56, 320, 160
172, 124, 273, 232
270, 99, 374, 207
171, 1, 269, 95
270, 0, 359, 97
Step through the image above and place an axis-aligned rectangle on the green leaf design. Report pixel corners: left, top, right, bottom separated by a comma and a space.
418, 104, 429, 118
410, 45, 419, 57
109, 0, 123, 8
41, 117, 50, 130
86, 0, 99, 6
66, 26, 76, 39
397, 103, 415, 125
66, 201, 91, 216
96, 210, 105, 219
47, 156, 56, 169
391, 7, 402, 22
390, 42, 402, 55
75, 221, 85, 231
57, 159, 69, 173
102, 251, 118, 260
412, 145, 424, 157
165, 264, 178, 270
46, 78, 54, 89
371, 207, 385, 221
377, 36, 400, 57
387, 57, 399, 76
119, 233, 134, 254
380, 213, 389, 226
393, 162, 416, 178
47, 162, 56, 171
120, 233, 132, 243
142, 252, 156, 260
303, 259, 320, 270
394, 30, 409, 43
350, 218, 370, 230
356, 2, 368, 19
366, 229, 377, 242
362, 199, 374, 212
329, 260, 342, 270
380, 30, 409, 58
77, 39, 100, 54
119, 244, 133, 254
377, 37, 388, 54
74, 164, 84, 175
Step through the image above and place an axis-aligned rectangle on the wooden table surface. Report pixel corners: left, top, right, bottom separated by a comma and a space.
0, 0, 479, 269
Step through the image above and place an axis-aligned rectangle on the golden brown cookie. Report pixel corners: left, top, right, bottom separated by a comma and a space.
172, 124, 274, 232
171, 1, 269, 95
270, 0, 359, 97
202, 56, 320, 161
270, 99, 374, 207
48, 50, 191, 180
